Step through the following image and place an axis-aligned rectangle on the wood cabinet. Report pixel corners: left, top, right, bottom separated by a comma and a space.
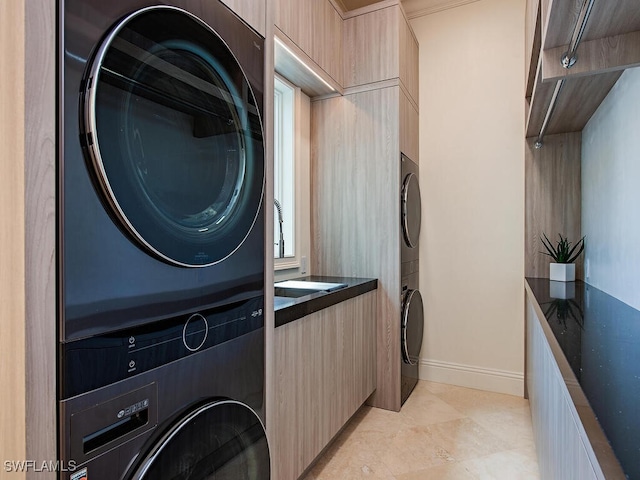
312, 84, 417, 412
219, 0, 266, 36
524, 133, 582, 279
273, 292, 377, 480
525, 0, 640, 140
274, 0, 344, 86
522, 0, 640, 275
309, 1, 418, 413
343, 3, 419, 106
1, 1, 57, 477
525, 285, 625, 479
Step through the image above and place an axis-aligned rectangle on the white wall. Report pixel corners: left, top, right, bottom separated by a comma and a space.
582, 67, 640, 311
410, 0, 525, 395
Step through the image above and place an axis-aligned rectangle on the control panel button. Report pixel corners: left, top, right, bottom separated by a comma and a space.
182, 313, 208, 352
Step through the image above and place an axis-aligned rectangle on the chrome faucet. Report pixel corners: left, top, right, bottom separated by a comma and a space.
274, 198, 285, 258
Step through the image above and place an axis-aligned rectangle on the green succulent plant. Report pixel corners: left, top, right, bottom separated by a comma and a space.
540, 233, 585, 264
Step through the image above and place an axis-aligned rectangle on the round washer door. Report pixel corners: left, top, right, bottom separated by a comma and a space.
401, 289, 424, 365
401, 172, 421, 248
130, 400, 270, 479
82, 6, 264, 267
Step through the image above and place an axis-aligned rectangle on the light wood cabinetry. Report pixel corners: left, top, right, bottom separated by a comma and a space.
273, 292, 376, 480
312, 86, 411, 412
524, 133, 582, 279
522, 0, 640, 276
0, 1, 57, 478
310, 1, 419, 413
525, 0, 640, 139
400, 88, 419, 163
343, 3, 419, 106
274, 0, 344, 86
220, 0, 266, 36
525, 285, 625, 479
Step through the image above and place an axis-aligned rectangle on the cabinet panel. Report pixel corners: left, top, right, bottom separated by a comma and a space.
312, 88, 401, 411
400, 88, 418, 163
310, 0, 344, 86
273, 292, 376, 480
343, 6, 399, 88
524, 133, 581, 279
399, 11, 419, 105
219, 0, 266, 36
275, 0, 343, 86
526, 293, 602, 480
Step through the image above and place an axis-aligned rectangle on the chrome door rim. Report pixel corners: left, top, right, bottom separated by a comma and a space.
81, 5, 264, 268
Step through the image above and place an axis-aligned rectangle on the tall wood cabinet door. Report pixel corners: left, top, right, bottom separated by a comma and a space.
343, 6, 400, 88
310, 0, 343, 86
275, 0, 311, 54
312, 88, 401, 411
400, 89, 419, 162
275, 0, 342, 85
399, 12, 419, 105
220, 0, 266, 36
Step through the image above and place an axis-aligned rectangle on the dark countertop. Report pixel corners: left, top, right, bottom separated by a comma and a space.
274, 276, 377, 328
526, 278, 640, 480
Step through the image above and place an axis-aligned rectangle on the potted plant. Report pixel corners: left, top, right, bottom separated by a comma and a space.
540, 233, 585, 282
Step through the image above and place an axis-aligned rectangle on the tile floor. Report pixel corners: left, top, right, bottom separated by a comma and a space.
301, 380, 540, 479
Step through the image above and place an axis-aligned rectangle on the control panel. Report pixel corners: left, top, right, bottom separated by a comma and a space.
61, 295, 264, 398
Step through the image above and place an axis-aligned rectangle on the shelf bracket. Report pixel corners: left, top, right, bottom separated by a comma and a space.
561, 0, 596, 69
535, 0, 595, 148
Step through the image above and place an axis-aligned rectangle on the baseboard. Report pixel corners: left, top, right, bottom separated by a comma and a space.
419, 358, 524, 397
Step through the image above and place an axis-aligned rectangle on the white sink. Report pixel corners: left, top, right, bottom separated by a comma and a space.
274, 280, 347, 292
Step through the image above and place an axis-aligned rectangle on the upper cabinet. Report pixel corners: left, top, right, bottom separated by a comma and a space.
220, 0, 266, 37
526, 0, 640, 141
343, 4, 419, 106
274, 0, 344, 87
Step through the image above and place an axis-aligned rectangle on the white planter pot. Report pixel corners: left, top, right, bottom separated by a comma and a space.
549, 263, 575, 282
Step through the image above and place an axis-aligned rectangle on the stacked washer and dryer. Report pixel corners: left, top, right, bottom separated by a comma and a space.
400, 153, 425, 405
59, 2, 269, 478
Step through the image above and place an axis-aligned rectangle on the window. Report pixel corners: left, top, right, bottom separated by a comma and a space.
273, 74, 311, 275
273, 76, 296, 263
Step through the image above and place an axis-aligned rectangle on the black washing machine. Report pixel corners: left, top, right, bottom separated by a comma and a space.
400, 153, 424, 404
59, 300, 269, 479
59, 1, 268, 478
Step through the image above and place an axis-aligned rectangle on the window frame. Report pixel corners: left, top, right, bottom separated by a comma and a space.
273, 74, 301, 271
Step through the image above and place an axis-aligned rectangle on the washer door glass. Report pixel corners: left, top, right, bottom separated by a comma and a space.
83, 6, 264, 267
131, 400, 270, 479
401, 289, 424, 365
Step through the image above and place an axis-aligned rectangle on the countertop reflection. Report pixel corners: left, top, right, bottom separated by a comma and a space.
526, 278, 640, 480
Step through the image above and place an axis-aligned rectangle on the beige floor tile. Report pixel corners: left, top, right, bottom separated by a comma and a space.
428, 383, 528, 416
300, 381, 540, 480
462, 447, 541, 479
399, 384, 467, 427
303, 441, 398, 480
469, 406, 536, 450
341, 406, 414, 449
377, 424, 457, 475
419, 418, 511, 462
395, 462, 480, 480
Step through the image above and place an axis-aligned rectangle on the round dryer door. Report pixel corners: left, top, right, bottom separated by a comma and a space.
82, 6, 264, 267
401, 289, 424, 365
130, 400, 270, 479
401, 172, 422, 248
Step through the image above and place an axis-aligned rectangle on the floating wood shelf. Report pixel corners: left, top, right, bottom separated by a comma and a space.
525, 0, 640, 141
